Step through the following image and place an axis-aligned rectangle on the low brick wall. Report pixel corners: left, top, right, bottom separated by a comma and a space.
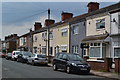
87, 58, 112, 72
87, 60, 106, 71
115, 58, 120, 73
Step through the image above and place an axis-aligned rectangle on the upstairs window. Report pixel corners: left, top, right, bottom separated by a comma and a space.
73, 25, 79, 35
118, 15, 120, 29
61, 28, 68, 37
42, 32, 47, 40
96, 19, 105, 29
49, 31, 53, 39
34, 36, 37, 42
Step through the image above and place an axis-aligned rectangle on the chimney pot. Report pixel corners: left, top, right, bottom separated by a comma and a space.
87, 2, 99, 13
34, 22, 42, 31
61, 12, 73, 21
45, 19, 55, 27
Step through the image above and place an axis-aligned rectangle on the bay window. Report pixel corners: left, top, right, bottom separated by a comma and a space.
89, 43, 106, 58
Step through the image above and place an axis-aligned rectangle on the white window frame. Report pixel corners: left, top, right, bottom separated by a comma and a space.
89, 43, 104, 58
72, 25, 79, 35
61, 28, 68, 37
61, 45, 67, 51
72, 45, 79, 54
113, 46, 120, 58
34, 36, 37, 42
49, 31, 53, 39
96, 18, 105, 30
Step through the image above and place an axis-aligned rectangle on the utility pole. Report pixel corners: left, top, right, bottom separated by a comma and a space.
47, 8, 50, 62
29, 28, 33, 53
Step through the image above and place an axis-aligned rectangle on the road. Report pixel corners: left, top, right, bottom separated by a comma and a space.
2, 58, 115, 80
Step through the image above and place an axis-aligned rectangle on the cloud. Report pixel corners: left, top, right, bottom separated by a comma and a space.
2, 14, 60, 40
2, 21, 34, 40
2, 0, 120, 2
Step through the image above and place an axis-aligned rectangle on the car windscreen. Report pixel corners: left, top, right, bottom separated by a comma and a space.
68, 54, 84, 61
23, 52, 32, 56
15, 52, 20, 55
37, 55, 46, 58
7, 53, 12, 55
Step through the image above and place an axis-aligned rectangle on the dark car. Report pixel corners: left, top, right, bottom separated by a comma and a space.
6, 53, 12, 60
0, 52, 6, 58
53, 52, 90, 74
17, 51, 32, 63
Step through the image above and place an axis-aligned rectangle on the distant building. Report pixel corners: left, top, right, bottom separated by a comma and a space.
4, 34, 18, 52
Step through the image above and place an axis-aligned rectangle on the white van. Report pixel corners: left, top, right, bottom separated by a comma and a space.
11, 51, 20, 61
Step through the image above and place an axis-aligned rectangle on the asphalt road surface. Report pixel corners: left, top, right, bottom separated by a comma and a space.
2, 58, 115, 80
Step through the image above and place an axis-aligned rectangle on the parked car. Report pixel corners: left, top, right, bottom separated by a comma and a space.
11, 51, 20, 60
6, 53, 12, 60
0, 52, 6, 58
52, 52, 90, 74
27, 54, 48, 66
17, 51, 32, 63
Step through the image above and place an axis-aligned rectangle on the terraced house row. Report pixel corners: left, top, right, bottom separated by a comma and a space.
2, 2, 120, 72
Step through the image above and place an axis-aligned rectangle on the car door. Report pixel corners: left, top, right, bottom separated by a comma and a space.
55, 53, 63, 69
29, 54, 35, 63
60, 54, 68, 69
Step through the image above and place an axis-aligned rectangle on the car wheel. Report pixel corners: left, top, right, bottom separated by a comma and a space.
26, 60, 29, 64
17, 58, 19, 62
66, 66, 71, 74
84, 70, 90, 74
32, 61, 35, 66
53, 64, 57, 71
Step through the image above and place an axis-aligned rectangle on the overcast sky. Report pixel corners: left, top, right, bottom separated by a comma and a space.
1, 1, 118, 40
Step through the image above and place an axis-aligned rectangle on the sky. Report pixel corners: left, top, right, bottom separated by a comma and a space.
1, 1, 119, 40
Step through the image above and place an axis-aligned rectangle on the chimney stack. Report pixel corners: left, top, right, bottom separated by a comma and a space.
87, 2, 99, 13
34, 22, 42, 31
45, 19, 55, 27
61, 12, 73, 21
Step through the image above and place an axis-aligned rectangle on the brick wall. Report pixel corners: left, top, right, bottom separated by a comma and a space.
87, 58, 112, 72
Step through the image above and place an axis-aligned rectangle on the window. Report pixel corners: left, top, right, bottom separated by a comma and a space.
96, 19, 105, 29
73, 25, 79, 35
49, 31, 53, 39
34, 47, 37, 53
72, 45, 78, 54
61, 28, 68, 37
34, 36, 37, 42
118, 15, 120, 29
89, 43, 106, 58
61, 45, 67, 51
42, 47, 46, 54
42, 33, 47, 40
90, 47, 100, 57
23, 37, 26, 45
114, 48, 120, 58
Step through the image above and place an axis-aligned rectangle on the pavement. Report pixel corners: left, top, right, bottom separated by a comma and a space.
48, 63, 120, 80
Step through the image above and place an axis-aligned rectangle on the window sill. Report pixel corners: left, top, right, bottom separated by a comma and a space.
96, 28, 105, 31
87, 59, 104, 62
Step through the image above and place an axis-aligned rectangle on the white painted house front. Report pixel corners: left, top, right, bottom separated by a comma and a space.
110, 10, 120, 59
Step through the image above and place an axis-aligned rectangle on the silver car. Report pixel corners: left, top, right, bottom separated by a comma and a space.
27, 54, 48, 66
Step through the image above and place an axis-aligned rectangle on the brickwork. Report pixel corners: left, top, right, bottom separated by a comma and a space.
115, 58, 120, 73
